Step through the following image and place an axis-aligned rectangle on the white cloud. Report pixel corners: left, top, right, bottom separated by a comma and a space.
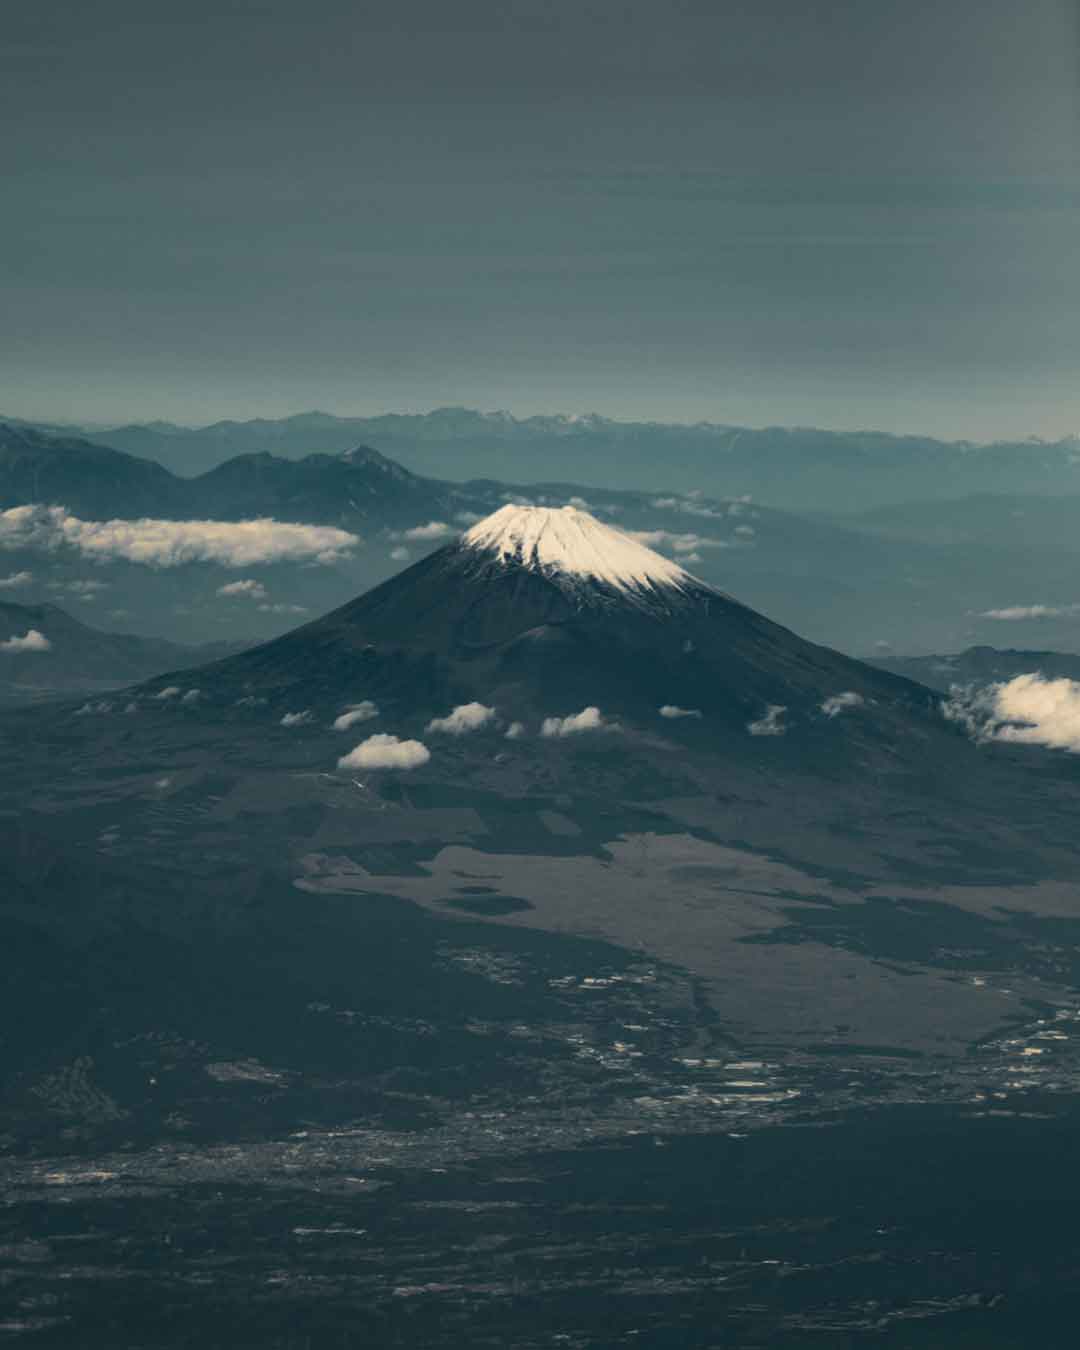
945, 674, 1080, 753
153, 685, 182, 700
281, 709, 313, 727
218, 579, 267, 600
1, 628, 51, 653
427, 702, 496, 735
505, 721, 525, 739
454, 511, 483, 526
235, 694, 267, 707
258, 602, 308, 615
332, 701, 379, 731
75, 700, 113, 716
0, 504, 358, 568
401, 521, 454, 542
390, 546, 411, 562
659, 704, 702, 719
540, 706, 605, 738
821, 691, 865, 718
748, 705, 787, 737
181, 688, 202, 704
337, 733, 431, 771
628, 529, 729, 555
0, 570, 32, 589
980, 604, 1080, 621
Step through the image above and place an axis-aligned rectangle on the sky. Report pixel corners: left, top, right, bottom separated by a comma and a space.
3, 0, 1079, 440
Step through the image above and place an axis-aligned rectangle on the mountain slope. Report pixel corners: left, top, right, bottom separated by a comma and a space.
0, 423, 182, 517
0, 600, 246, 700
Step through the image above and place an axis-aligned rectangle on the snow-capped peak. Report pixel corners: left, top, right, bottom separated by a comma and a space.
461, 504, 698, 595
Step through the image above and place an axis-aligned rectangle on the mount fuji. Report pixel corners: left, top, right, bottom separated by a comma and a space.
138, 502, 942, 766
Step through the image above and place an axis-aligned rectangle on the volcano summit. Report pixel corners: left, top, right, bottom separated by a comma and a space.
461, 503, 697, 598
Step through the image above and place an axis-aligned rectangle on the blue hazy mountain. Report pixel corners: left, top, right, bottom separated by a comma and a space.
0, 599, 247, 701
11, 407, 1080, 509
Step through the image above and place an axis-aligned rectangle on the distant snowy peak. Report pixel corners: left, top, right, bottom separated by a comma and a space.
461, 504, 701, 595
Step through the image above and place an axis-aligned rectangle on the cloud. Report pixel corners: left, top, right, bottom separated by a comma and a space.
75, 700, 113, 716
337, 733, 431, 770
454, 511, 483, 526
1, 628, 51, 653
648, 494, 753, 523
540, 706, 605, 737
181, 688, 201, 704
945, 674, 1080, 753
218, 579, 268, 600
748, 705, 786, 736
258, 602, 308, 615
62, 579, 109, 594
979, 604, 1080, 621
235, 695, 267, 707
401, 521, 454, 542
0, 504, 358, 567
629, 529, 730, 555
153, 685, 182, 700
332, 702, 379, 731
281, 709, 313, 726
426, 702, 496, 735
659, 704, 702, 719
505, 721, 525, 739
821, 691, 865, 718
0, 570, 33, 589
390, 546, 411, 562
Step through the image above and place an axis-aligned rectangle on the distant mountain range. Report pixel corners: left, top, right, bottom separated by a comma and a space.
7, 408, 1080, 509
0, 423, 460, 529
868, 645, 1080, 692
0, 599, 247, 702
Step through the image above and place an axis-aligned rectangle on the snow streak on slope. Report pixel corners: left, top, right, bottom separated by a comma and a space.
462, 505, 700, 594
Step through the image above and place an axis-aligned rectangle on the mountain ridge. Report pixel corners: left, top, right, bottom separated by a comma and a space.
7, 409, 1080, 507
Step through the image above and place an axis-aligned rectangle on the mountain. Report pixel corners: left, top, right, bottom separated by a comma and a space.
0, 600, 247, 701
869, 645, 1080, 693
182, 444, 458, 525
0, 422, 182, 517
0, 421, 450, 526
142, 504, 945, 778
32, 407, 1080, 508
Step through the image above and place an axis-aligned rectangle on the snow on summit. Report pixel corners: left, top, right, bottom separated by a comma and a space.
462, 504, 697, 594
